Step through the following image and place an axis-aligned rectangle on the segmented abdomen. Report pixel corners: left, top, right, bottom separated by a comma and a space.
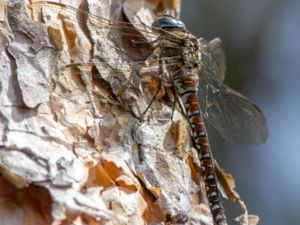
173, 72, 228, 225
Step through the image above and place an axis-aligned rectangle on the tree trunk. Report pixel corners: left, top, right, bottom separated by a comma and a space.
0, 1, 256, 225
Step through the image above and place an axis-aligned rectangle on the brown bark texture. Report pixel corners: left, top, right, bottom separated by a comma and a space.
0, 0, 258, 224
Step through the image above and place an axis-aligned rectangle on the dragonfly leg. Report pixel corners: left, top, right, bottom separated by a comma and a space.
142, 78, 163, 116
170, 83, 187, 121
129, 106, 144, 122
170, 76, 188, 121
170, 93, 177, 121
141, 56, 170, 117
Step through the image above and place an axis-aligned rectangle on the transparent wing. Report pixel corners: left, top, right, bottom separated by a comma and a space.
61, 56, 180, 81
29, 1, 186, 63
198, 72, 269, 146
29, 1, 157, 63
198, 38, 226, 82
29, 1, 159, 39
29, 1, 185, 79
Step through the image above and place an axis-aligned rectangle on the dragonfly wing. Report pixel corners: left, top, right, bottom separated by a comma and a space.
30, 1, 157, 64
30, 2, 182, 80
198, 38, 226, 82
198, 72, 269, 146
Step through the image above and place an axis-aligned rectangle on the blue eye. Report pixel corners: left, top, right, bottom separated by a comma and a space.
152, 16, 186, 30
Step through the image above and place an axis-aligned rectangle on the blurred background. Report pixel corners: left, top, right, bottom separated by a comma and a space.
181, 1, 300, 224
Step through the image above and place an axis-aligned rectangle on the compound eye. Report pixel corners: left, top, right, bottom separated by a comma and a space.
152, 16, 186, 30
176, 20, 186, 29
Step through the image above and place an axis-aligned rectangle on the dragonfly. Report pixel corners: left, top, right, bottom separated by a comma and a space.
29, 1, 269, 225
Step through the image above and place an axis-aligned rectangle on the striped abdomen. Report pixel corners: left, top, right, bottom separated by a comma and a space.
173, 73, 228, 225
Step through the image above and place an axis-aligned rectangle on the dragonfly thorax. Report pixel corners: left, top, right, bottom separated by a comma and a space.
155, 29, 201, 76
181, 35, 201, 72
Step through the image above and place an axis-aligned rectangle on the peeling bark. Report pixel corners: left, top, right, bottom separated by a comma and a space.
0, 1, 258, 225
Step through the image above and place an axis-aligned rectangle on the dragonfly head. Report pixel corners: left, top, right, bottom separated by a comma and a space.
152, 16, 187, 32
